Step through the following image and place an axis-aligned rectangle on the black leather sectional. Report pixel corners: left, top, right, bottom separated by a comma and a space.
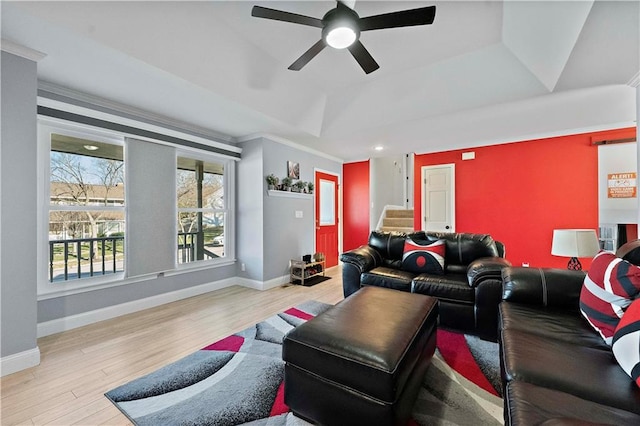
499, 267, 640, 425
340, 230, 511, 341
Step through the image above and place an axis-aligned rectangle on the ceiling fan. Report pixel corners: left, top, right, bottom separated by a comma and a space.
251, 1, 436, 74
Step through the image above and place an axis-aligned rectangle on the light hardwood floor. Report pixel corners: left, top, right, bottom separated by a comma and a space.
1, 267, 344, 425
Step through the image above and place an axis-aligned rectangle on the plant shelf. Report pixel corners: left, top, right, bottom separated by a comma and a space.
267, 190, 313, 199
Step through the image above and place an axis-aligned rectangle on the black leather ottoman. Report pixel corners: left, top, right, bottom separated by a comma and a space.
282, 286, 438, 425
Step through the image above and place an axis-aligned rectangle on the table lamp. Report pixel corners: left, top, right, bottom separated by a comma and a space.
551, 229, 600, 270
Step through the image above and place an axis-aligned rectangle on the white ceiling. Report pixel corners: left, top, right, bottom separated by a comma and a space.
2, 1, 639, 161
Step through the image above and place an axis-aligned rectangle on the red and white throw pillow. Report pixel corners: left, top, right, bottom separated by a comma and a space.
612, 298, 640, 387
580, 251, 640, 345
402, 238, 445, 274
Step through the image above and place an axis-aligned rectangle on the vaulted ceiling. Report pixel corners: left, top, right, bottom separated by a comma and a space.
2, 1, 639, 161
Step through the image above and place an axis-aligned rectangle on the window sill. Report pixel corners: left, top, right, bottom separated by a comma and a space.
37, 259, 236, 300
267, 190, 313, 199
173, 258, 235, 275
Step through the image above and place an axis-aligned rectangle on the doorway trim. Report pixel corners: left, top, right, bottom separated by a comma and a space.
421, 164, 455, 232
314, 168, 341, 263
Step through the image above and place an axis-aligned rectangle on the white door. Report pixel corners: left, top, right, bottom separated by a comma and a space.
421, 165, 455, 232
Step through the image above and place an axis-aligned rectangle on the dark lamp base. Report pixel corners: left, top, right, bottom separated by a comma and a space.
567, 257, 583, 271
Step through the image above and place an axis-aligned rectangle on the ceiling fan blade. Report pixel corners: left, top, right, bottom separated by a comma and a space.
288, 40, 327, 71
347, 40, 379, 74
358, 5, 436, 31
251, 5, 323, 28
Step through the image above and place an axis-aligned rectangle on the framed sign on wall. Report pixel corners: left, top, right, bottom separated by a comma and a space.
607, 172, 637, 198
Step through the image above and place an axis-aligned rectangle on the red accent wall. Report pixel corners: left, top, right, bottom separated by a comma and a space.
626, 224, 638, 242
414, 128, 636, 269
343, 160, 370, 251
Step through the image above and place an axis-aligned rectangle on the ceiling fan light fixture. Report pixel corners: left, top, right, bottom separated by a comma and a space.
251, 3, 436, 73
322, 6, 360, 50
325, 26, 357, 49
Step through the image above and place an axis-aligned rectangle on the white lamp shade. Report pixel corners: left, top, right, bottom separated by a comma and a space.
551, 229, 600, 258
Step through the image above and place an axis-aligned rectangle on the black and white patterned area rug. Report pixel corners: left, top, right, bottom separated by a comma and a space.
105, 301, 503, 425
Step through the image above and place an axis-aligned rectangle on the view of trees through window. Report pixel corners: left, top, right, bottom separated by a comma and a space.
49, 133, 125, 282
177, 157, 225, 264
46, 130, 229, 282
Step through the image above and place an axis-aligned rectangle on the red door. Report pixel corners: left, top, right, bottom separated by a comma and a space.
315, 171, 339, 268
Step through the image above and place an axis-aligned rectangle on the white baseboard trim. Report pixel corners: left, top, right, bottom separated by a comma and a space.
36, 275, 291, 338
236, 274, 289, 291
264, 275, 290, 290
37, 277, 238, 338
1, 347, 41, 377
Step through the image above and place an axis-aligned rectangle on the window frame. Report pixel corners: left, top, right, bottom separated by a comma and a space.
38, 118, 126, 297
37, 116, 237, 300
176, 150, 235, 270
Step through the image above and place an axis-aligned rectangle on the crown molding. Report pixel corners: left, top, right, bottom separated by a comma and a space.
38, 81, 236, 145
238, 133, 343, 163
1, 39, 46, 61
414, 122, 638, 157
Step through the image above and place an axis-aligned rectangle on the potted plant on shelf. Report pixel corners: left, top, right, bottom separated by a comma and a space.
293, 181, 306, 193
281, 176, 293, 191
307, 182, 314, 194
266, 174, 279, 190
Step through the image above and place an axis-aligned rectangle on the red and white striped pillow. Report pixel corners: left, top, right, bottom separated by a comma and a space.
612, 298, 640, 387
579, 251, 640, 345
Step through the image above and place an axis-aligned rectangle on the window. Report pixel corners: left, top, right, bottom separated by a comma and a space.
47, 131, 125, 283
177, 156, 228, 264
38, 111, 238, 297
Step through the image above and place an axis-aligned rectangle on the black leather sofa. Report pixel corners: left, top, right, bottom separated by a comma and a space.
499, 267, 640, 425
340, 230, 511, 341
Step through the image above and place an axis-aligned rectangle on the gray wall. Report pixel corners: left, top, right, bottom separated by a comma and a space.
236, 140, 264, 281
38, 264, 236, 322
0, 58, 238, 326
39, 138, 239, 322
237, 137, 342, 282
1, 57, 341, 366
1, 52, 39, 357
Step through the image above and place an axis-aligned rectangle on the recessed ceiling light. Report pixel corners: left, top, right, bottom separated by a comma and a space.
83, 145, 99, 151
374, 146, 384, 151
